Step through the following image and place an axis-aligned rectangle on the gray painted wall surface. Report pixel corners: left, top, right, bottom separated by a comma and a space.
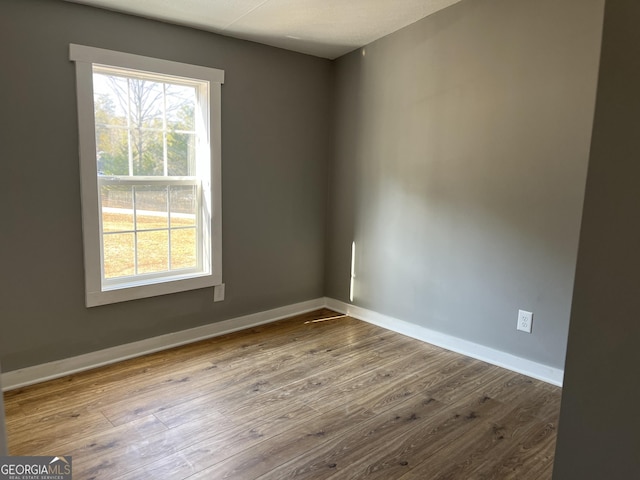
0, 0, 331, 371
0, 363, 6, 455
325, 0, 604, 368
553, 1, 640, 477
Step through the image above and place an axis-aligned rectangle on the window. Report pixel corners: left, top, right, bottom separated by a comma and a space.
70, 45, 224, 307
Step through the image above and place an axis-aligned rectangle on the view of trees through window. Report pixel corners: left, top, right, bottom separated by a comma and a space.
94, 72, 197, 176
94, 70, 201, 279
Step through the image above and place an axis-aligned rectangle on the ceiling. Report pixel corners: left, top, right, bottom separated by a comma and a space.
63, 0, 464, 59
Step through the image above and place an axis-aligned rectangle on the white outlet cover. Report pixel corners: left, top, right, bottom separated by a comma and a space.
214, 283, 225, 302
517, 309, 533, 333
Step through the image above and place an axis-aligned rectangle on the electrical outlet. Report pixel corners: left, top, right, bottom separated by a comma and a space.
214, 283, 225, 302
517, 309, 533, 333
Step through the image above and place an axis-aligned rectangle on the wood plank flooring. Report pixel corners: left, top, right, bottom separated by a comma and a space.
3, 309, 562, 479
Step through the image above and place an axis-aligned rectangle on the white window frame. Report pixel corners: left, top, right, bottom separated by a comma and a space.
70, 44, 223, 307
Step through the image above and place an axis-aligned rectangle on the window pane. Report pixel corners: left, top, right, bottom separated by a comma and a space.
93, 73, 128, 123
171, 228, 197, 270
166, 84, 196, 131
170, 186, 197, 227
131, 129, 164, 176
96, 126, 129, 176
101, 185, 133, 232
135, 186, 168, 230
167, 133, 196, 176
103, 233, 135, 278
128, 78, 164, 130
137, 230, 169, 274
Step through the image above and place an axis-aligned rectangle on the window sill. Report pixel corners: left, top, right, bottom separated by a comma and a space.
86, 272, 219, 307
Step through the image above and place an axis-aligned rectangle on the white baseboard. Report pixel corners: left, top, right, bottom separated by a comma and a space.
1, 298, 325, 391
324, 298, 564, 387
1, 296, 563, 391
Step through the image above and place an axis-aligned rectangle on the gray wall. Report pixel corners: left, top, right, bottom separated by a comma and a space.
0, 363, 6, 455
325, 0, 604, 368
553, 0, 640, 477
0, 0, 331, 372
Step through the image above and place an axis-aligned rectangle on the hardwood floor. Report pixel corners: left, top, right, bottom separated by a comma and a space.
3, 309, 561, 479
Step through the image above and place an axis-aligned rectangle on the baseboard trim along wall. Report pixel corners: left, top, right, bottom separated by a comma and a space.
1, 298, 326, 391
2, 296, 564, 391
324, 298, 564, 387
